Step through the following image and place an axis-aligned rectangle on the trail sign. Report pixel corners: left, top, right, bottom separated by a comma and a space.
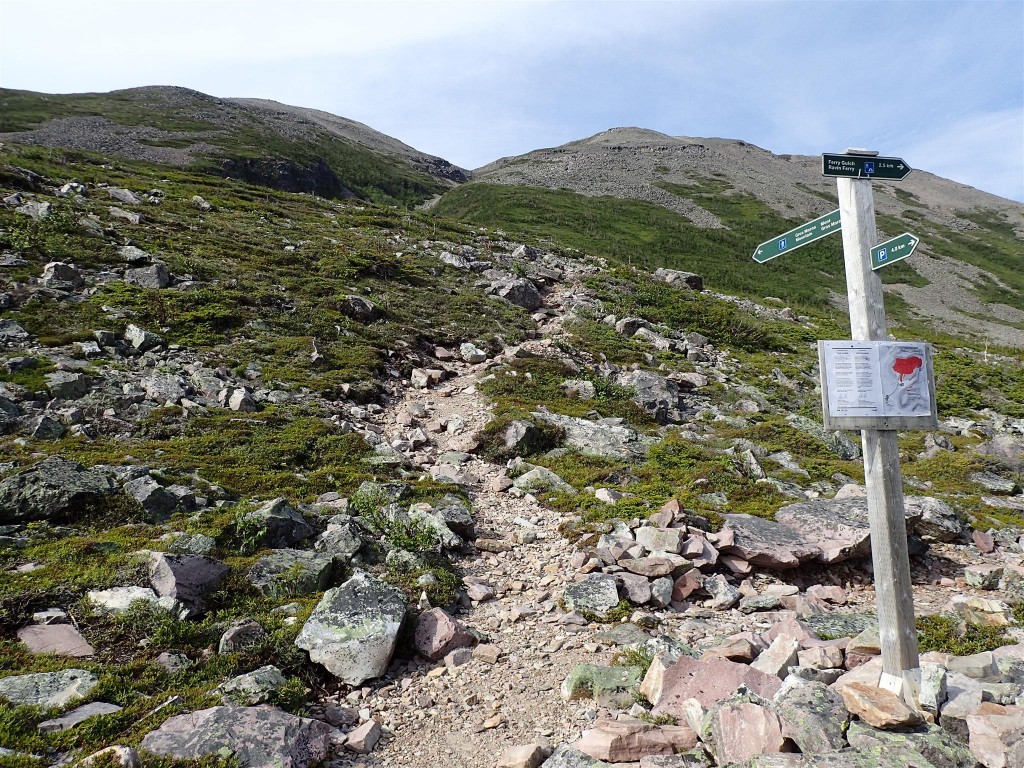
871, 232, 919, 270
752, 209, 841, 263
822, 154, 912, 180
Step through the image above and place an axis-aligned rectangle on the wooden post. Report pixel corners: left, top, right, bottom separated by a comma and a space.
836, 149, 920, 692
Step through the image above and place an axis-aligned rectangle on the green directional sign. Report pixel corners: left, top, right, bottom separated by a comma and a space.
752, 209, 842, 263
871, 232, 919, 270
822, 154, 912, 180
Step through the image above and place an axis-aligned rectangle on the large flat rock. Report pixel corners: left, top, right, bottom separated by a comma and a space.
721, 514, 820, 569
140, 706, 331, 768
0, 457, 116, 524
0, 669, 98, 707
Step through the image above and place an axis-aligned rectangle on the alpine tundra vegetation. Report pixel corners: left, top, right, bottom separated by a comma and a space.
0, 86, 1023, 768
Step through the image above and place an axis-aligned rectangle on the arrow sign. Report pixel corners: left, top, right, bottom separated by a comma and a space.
752, 209, 842, 263
871, 232, 919, 270
822, 154, 912, 180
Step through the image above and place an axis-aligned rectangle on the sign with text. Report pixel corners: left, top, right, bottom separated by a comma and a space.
871, 232, 919, 270
752, 209, 841, 263
818, 340, 938, 430
822, 154, 912, 180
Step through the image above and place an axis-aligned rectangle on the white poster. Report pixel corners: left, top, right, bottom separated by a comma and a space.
822, 341, 933, 419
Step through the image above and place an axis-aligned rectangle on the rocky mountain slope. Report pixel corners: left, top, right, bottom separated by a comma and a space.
0, 87, 467, 206
438, 128, 1024, 348
1, 101, 1024, 768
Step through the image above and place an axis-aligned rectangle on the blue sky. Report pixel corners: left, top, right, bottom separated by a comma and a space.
2, 0, 1022, 201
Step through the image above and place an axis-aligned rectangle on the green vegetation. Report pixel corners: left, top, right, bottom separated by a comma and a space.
916, 614, 1013, 655
434, 182, 840, 309
0, 88, 444, 207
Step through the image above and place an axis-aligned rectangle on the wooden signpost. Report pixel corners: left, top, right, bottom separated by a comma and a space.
834, 150, 921, 693
754, 148, 932, 697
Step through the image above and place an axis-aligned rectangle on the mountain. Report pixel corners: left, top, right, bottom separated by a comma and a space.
2, 90, 1024, 767
435, 127, 1024, 347
0, 86, 467, 206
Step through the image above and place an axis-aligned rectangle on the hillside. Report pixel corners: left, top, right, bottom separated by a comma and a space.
436, 128, 1024, 347
0, 86, 467, 206
1, 100, 1024, 768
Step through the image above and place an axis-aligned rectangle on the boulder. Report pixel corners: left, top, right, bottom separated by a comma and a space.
340, 295, 379, 323
215, 665, 287, 706
42, 261, 84, 288
0, 669, 98, 707
149, 553, 230, 617
345, 719, 382, 754
0, 457, 116, 524
840, 682, 923, 729
496, 744, 546, 768
431, 494, 476, 540
87, 586, 186, 617
237, 498, 317, 550
574, 718, 696, 762
967, 713, 1024, 768
45, 371, 91, 400
494, 278, 544, 310
125, 476, 179, 521
218, 619, 266, 654
653, 268, 703, 291
563, 574, 622, 619
652, 656, 783, 718
249, 549, 334, 598
414, 608, 475, 661
845, 720, 977, 768
561, 664, 642, 707
533, 412, 655, 461
513, 466, 575, 494
613, 370, 685, 425
295, 570, 406, 684
124, 262, 171, 289
774, 678, 848, 754
721, 514, 820, 569
124, 323, 164, 352
704, 697, 786, 765
140, 706, 331, 768
751, 634, 800, 678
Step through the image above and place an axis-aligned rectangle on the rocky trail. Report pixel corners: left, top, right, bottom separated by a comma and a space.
2, 151, 1024, 768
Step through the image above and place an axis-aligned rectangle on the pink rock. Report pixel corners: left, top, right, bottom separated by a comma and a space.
720, 554, 752, 575
967, 713, 1024, 768
806, 585, 847, 604
414, 608, 475, 661
672, 568, 703, 601
840, 682, 923, 729
701, 637, 756, 663
620, 556, 675, 578
705, 701, 786, 764
651, 656, 783, 718
345, 719, 381, 754
17, 624, 94, 657
574, 718, 696, 762
766, 617, 818, 644
973, 530, 996, 554
495, 744, 545, 768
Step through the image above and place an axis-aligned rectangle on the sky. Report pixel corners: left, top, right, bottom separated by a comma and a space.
1, 0, 1022, 201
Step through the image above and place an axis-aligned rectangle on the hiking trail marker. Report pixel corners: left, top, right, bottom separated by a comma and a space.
754, 148, 930, 700
871, 232, 919, 270
822, 153, 912, 180
751, 209, 842, 263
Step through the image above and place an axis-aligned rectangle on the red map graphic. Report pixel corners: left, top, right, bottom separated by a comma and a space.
892, 355, 923, 382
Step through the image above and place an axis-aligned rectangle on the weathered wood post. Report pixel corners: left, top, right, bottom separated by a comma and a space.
835, 148, 920, 691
